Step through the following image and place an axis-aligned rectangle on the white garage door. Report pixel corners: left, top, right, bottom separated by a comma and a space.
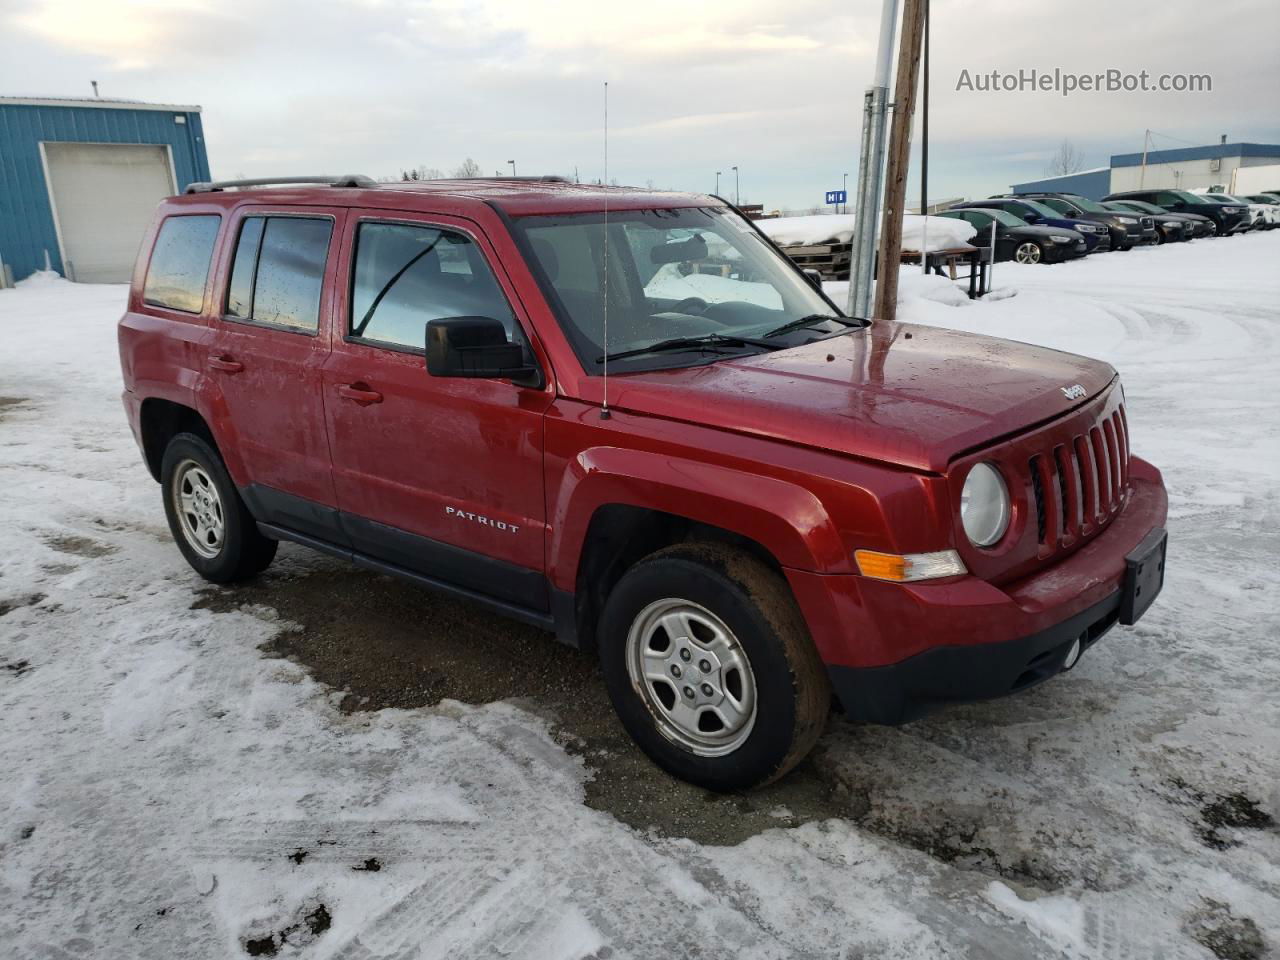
43, 142, 176, 283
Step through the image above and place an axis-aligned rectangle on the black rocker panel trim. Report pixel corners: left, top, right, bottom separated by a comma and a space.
242, 484, 555, 624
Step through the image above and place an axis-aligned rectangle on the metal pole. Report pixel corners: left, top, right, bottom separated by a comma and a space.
920, 0, 929, 274
847, 0, 901, 318
842, 172, 848, 214
1139, 130, 1148, 189
715, 171, 721, 194
508, 160, 517, 176
733, 166, 740, 205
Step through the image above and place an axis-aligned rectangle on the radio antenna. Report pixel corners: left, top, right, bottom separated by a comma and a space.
600, 80, 611, 420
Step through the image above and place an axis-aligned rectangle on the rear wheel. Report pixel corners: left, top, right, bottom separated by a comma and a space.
598, 543, 831, 791
1013, 241, 1043, 264
161, 432, 277, 582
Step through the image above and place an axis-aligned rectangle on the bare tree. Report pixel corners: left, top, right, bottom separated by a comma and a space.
453, 157, 482, 178
1045, 139, 1085, 177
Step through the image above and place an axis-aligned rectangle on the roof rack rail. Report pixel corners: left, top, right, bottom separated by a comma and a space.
443, 175, 573, 183
185, 174, 376, 194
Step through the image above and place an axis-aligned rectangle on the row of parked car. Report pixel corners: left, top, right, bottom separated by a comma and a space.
937, 188, 1280, 265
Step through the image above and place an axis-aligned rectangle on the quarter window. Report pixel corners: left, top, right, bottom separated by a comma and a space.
350, 221, 520, 349
144, 215, 221, 313
225, 216, 332, 332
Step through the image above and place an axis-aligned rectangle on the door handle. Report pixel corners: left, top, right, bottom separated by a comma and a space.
208, 355, 244, 373
337, 382, 383, 405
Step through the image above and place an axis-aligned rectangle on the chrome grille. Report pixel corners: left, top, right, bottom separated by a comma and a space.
1028, 404, 1130, 549
1140, 216, 1154, 230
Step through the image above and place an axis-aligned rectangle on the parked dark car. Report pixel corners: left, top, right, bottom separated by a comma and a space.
936, 208, 1088, 264
1103, 199, 1214, 239
1009, 192, 1157, 250
950, 197, 1110, 252
1104, 189, 1250, 236
1101, 201, 1187, 243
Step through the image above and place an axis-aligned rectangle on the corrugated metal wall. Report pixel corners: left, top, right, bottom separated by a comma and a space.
0, 102, 211, 282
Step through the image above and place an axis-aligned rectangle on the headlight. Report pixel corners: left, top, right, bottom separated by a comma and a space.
960, 463, 1011, 547
1050, 234, 1074, 243
1116, 216, 1137, 224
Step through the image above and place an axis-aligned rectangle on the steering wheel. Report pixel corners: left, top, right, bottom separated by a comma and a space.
670, 296, 709, 315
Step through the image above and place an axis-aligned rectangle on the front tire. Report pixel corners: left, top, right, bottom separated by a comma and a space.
161, 432, 277, 582
1013, 241, 1043, 264
598, 543, 830, 791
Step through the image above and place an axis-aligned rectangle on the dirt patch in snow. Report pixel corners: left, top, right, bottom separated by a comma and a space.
1183, 898, 1269, 960
0, 592, 45, 617
195, 560, 867, 845
43, 534, 117, 558
0, 396, 27, 421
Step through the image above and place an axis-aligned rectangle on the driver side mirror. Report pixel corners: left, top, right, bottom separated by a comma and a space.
802, 268, 824, 290
426, 316, 540, 386
1023, 212, 1038, 222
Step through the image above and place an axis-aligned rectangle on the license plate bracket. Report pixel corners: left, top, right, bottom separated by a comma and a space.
1120, 527, 1167, 626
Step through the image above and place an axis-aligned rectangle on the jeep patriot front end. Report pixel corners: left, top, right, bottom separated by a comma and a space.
118, 175, 1168, 790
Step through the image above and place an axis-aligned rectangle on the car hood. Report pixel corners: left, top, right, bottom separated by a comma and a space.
602, 322, 1117, 472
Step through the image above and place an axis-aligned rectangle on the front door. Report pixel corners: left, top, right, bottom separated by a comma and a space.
321, 211, 554, 610
210, 207, 345, 541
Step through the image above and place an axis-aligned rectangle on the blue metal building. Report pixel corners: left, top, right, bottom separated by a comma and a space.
0, 96, 211, 283
1009, 167, 1111, 200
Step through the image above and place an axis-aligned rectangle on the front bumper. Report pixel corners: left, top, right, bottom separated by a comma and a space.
786, 458, 1168, 724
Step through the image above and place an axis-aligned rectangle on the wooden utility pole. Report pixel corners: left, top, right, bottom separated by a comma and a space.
872, 0, 927, 322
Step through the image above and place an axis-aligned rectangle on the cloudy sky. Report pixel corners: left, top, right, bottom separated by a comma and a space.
3, 0, 1278, 209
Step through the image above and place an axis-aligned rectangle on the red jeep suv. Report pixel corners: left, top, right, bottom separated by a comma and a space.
118, 175, 1168, 791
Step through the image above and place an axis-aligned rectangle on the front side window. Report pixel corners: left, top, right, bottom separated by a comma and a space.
514, 206, 852, 372
225, 216, 332, 332
144, 215, 221, 313
350, 221, 520, 350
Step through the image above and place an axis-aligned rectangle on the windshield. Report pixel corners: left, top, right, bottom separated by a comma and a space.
1059, 195, 1110, 213
1019, 199, 1063, 219
514, 207, 853, 371
972, 208, 1027, 228
1173, 190, 1215, 205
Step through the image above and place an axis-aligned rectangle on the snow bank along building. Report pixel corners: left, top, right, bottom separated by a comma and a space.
1010, 141, 1280, 200
0, 96, 211, 284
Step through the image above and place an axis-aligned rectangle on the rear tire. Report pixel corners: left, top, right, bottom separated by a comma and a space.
160, 432, 277, 582
598, 543, 830, 792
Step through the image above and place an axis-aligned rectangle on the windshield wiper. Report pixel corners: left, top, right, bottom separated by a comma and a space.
595, 333, 781, 364
763, 314, 862, 339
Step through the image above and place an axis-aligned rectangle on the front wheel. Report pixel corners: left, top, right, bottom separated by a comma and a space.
1013, 241, 1043, 264
161, 432, 277, 582
598, 543, 831, 791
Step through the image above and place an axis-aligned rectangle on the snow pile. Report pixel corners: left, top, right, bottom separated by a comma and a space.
14, 269, 66, 288
644, 262, 782, 309
758, 213, 975, 251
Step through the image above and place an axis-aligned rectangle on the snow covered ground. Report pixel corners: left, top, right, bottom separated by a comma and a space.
2, 234, 1279, 959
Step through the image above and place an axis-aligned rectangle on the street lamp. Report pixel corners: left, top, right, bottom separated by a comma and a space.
732, 165, 739, 205
715, 170, 721, 195
842, 172, 849, 214
508, 160, 517, 176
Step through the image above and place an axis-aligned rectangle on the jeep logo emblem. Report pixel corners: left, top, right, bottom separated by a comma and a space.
1061, 384, 1087, 400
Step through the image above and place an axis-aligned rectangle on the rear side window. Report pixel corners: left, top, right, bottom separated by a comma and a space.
349, 221, 519, 349
225, 216, 333, 332
144, 215, 221, 313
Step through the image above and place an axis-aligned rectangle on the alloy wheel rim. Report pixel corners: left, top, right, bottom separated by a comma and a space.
1015, 242, 1041, 264
173, 460, 225, 559
625, 598, 757, 757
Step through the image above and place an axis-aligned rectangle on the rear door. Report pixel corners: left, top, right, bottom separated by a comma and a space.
321, 210, 554, 609
209, 206, 346, 541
